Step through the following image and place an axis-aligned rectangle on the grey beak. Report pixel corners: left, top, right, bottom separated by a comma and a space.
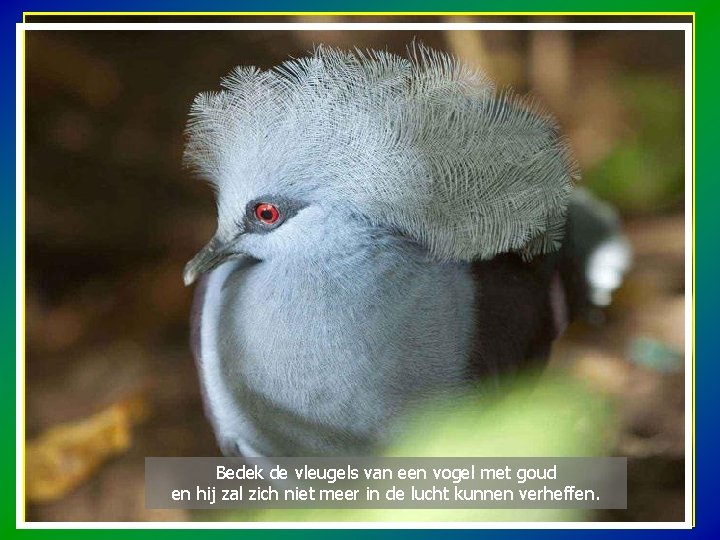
183, 236, 242, 286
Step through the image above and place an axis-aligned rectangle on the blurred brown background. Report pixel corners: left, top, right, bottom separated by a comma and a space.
24, 21, 686, 522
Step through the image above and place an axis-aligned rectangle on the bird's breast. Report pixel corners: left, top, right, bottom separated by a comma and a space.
194, 255, 476, 456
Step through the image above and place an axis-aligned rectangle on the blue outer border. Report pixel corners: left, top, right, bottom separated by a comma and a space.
5, 1, 713, 538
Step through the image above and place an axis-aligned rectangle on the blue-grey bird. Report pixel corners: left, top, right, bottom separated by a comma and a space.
182, 45, 630, 457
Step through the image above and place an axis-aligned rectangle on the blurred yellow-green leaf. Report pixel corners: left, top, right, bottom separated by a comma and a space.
584, 75, 684, 214
197, 373, 615, 523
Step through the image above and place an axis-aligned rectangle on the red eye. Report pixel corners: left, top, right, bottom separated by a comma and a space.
254, 203, 280, 225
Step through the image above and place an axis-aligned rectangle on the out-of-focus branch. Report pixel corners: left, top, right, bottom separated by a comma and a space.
26, 393, 150, 503
528, 29, 573, 121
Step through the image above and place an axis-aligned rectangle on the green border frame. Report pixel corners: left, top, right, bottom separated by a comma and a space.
9, 2, 706, 537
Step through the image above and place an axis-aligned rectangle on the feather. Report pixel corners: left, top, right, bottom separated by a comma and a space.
184, 43, 578, 261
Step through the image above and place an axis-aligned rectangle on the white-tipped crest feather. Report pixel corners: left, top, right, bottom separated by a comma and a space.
184, 44, 578, 261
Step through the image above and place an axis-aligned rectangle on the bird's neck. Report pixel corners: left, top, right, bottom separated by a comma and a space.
212, 240, 476, 455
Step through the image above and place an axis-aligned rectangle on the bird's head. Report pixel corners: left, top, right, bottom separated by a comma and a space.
183, 44, 578, 286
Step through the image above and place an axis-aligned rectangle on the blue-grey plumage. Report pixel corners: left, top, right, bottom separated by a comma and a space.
183, 45, 630, 457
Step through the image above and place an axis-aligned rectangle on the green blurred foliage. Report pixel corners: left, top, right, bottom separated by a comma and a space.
193, 373, 615, 523
584, 75, 684, 214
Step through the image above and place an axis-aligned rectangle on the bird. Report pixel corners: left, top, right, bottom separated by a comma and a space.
182, 44, 631, 458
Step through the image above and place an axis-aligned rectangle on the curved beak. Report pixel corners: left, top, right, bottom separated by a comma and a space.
183, 235, 245, 286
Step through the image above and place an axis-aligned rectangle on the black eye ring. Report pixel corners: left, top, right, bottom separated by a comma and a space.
244, 196, 303, 234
